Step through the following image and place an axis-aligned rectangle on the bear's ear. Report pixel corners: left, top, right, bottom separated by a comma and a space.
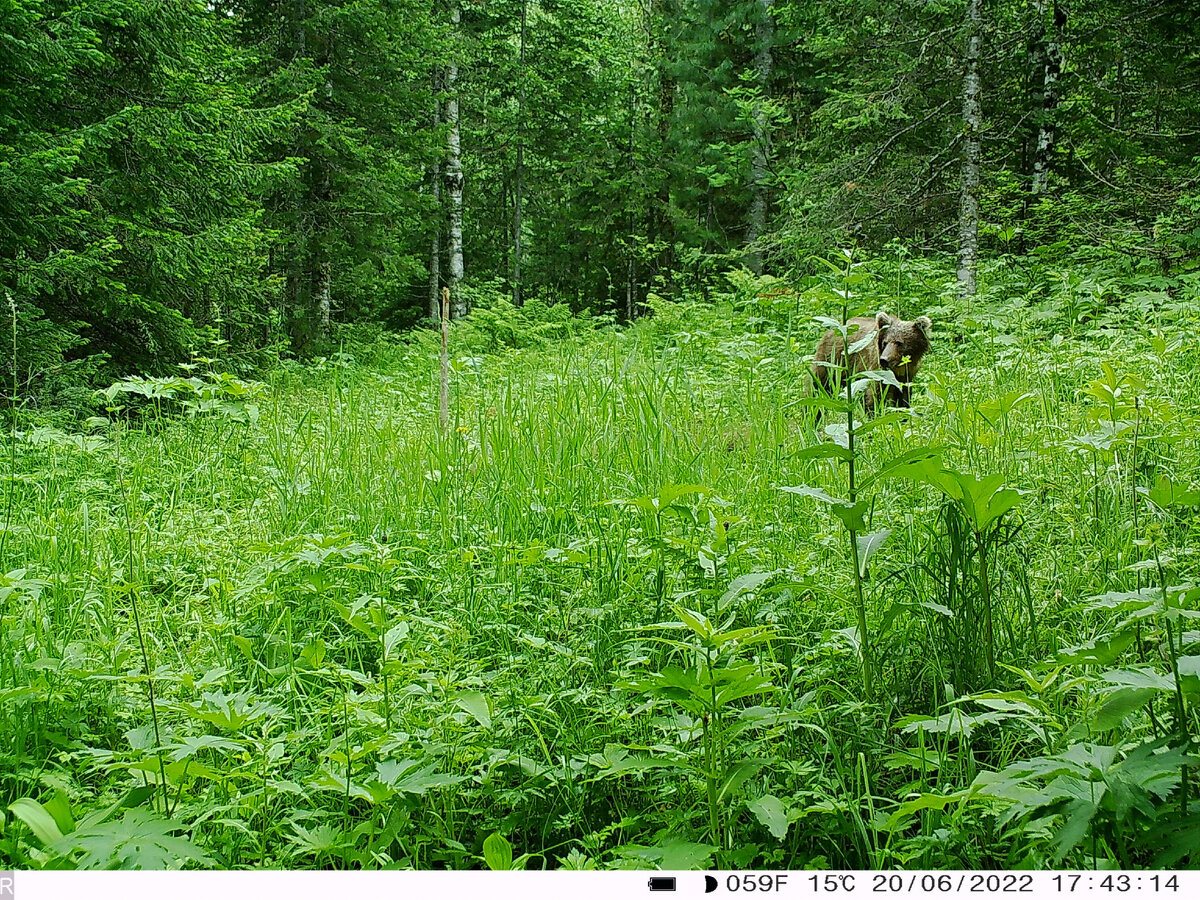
915, 315, 932, 337
875, 311, 892, 330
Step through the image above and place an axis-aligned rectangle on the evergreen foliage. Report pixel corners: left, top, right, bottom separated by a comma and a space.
3, 0, 1200, 871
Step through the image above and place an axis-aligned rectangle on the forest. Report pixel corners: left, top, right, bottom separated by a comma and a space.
2, 0, 1200, 871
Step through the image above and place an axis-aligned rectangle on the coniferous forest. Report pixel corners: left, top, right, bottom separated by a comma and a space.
3, 0, 1200, 871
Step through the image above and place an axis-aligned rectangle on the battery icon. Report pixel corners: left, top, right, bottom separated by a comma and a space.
648, 877, 677, 892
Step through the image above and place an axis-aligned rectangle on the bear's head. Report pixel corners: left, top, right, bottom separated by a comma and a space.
875, 311, 932, 383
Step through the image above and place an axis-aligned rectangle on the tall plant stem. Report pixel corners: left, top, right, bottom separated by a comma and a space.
114, 429, 168, 814
440, 287, 450, 430
976, 530, 996, 682
839, 253, 873, 699
1, 291, 16, 570
1156, 556, 1191, 814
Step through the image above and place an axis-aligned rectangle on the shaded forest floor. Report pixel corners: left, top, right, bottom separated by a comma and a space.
2, 257, 1200, 869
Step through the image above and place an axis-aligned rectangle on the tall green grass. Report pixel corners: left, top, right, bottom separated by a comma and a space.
1, 257, 1198, 869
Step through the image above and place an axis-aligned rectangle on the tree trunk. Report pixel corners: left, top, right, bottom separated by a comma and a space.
284, 0, 308, 348
626, 80, 638, 321
1030, 0, 1062, 197
512, 0, 527, 307
746, 0, 774, 275
957, 0, 983, 298
315, 260, 332, 335
429, 69, 442, 319
652, 0, 675, 291
313, 75, 334, 341
446, 1, 466, 319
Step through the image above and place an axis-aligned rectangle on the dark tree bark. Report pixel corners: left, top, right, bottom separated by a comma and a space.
1030, 0, 1063, 197
512, 0, 527, 307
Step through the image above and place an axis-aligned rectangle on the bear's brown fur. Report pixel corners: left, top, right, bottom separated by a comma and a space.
813, 311, 932, 413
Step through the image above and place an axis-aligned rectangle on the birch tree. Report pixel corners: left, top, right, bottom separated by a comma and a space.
957, 0, 984, 298
1030, 0, 1063, 198
746, 0, 774, 275
446, 0, 466, 319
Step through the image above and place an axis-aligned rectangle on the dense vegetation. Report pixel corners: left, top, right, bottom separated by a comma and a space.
2, 0, 1200, 873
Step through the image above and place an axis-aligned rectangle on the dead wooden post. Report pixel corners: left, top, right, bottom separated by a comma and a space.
440, 286, 450, 430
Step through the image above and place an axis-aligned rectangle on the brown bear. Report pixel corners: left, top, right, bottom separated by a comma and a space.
813, 311, 932, 413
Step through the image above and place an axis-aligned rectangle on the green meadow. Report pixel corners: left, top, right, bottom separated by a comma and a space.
2, 255, 1199, 869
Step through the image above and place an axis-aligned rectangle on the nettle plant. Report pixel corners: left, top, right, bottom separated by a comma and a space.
783, 250, 941, 698
619, 602, 810, 863
602, 484, 809, 861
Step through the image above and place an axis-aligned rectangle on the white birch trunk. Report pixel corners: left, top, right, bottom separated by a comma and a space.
315, 261, 331, 335
746, 0, 774, 275
446, 1, 466, 319
957, 0, 983, 298
1030, 0, 1062, 197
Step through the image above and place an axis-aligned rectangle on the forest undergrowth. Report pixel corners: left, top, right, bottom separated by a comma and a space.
1, 252, 1199, 870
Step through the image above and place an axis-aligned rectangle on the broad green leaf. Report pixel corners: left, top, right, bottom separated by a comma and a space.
9, 798, 66, 847
792, 393, 852, 412
659, 484, 708, 508
855, 529, 891, 576
823, 422, 850, 448
1177, 656, 1200, 679
1101, 668, 1176, 691
1053, 799, 1098, 864
778, 484, 840, 505
288, 822, 346, 856
455, 691, 492, 729
390, 764, 467, 796
812, 314, 845, 329
1092, 688, 1157, 731
676, 607, 712, 641
899, 709, 1009, 739
483, 832, 513, 870
848, 331, 877, 354
859, 446, 943, 489
830, 500, 868, 533
53, 808, 213, 869
854, 368, 904, 391
1055, 631, 1137, 666
585, 745, 683, 778
793, 444, 853, 462
895, 791, 963, 816
718, 571, 776, 611
718, 759, 769, 803
1143, 476, 1200, 510
42, 790, 75, 837
714, 670, 778, 706
383, 621, 409, 657
747, 794, 789, 840
167, 735, 245, 762
655, 837, 718, 870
